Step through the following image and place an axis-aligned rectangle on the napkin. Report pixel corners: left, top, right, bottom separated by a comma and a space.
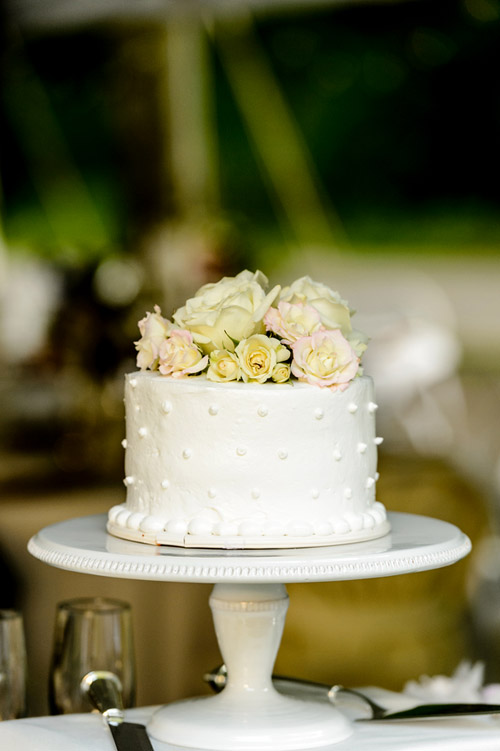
0, 714, 116, 751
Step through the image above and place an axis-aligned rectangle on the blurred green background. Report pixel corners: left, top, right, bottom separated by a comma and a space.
2, 0, 500, 260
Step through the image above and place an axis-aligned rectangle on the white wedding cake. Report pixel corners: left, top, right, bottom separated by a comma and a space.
107, 270, 389, 548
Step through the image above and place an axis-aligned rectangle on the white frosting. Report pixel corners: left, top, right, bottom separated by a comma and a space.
107, 372, 389, 548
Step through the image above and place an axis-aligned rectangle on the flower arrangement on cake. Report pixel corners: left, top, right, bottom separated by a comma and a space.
135, 270, 368, 390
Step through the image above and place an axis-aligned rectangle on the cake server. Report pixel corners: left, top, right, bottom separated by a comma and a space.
81, 671, 155, 751
204, 664, 500, 721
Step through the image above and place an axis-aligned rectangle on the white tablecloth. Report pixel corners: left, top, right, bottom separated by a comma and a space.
3, 703, 500, 751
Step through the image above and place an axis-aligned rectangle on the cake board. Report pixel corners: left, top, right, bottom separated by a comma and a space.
28, 512, 471, 750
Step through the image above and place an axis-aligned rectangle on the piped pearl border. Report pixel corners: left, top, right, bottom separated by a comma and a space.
106, 513, 391, 550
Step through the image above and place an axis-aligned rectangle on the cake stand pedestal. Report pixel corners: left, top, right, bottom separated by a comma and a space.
28, 512, 471, 750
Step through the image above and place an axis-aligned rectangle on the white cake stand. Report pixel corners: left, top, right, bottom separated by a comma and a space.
28, 512, 471, 750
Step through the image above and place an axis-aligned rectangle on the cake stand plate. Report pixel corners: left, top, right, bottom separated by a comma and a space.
28, 512, 471, 750
28, 511, 470, 583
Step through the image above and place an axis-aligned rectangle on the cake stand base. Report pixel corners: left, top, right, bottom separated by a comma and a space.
148, 692, 351, 750
147, 582, 352, 749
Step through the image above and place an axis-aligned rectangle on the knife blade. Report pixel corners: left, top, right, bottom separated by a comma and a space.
107, 721, 156, 750
358, 701, 500, 721
81, 671, 155, 751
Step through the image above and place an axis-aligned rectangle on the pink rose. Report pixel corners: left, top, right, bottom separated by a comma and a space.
135, 305, 173, 370
264, 301, 323, 345
158, 330, 208, 378
291, 330, 359, 389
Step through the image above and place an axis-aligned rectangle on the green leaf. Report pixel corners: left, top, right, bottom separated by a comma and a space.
224, 330, 241, 348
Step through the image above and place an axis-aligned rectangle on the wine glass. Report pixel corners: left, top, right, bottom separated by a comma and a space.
49, 597, 135, 714
0, 609, 27, 720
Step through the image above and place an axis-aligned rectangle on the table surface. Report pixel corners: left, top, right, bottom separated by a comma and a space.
3, 700, 500, 751
27, 511, 471, 583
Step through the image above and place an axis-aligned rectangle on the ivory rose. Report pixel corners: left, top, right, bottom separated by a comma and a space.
135, 305, 173, 370
172, 270, 280, 354
207, 350, 241, 382
280, 276, 352, 334
291, 330, 359, 389
235, 334, 289, 384
280, 276, 368, 357
158, 330, 208, 378
264, 301, 323, 344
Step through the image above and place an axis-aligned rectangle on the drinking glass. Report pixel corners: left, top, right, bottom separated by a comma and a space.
0, 609, 27, 720
49, 597, 135, 714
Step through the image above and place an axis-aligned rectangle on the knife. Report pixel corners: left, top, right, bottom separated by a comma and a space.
356, 701, 500, 721
81, 671, 155, 751
204, 664, 500, 721
329, 685, 500, 721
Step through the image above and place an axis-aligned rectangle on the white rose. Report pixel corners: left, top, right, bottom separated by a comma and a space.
135, 305, 173, 370
207, 350, 241, 382
264, 301, 323, 344
280, 276, 353, 335
173, 270, 280, 354
235, 334, 290, 384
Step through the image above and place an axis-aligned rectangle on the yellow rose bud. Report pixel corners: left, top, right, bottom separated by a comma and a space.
271, 363, 291, 383
236, 335, 289, 384
207, 350, 241, 382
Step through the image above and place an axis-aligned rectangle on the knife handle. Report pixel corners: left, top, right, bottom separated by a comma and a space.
81, 670, 125, 725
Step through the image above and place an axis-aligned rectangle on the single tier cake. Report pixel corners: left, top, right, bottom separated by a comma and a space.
107, 270, 390, 548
